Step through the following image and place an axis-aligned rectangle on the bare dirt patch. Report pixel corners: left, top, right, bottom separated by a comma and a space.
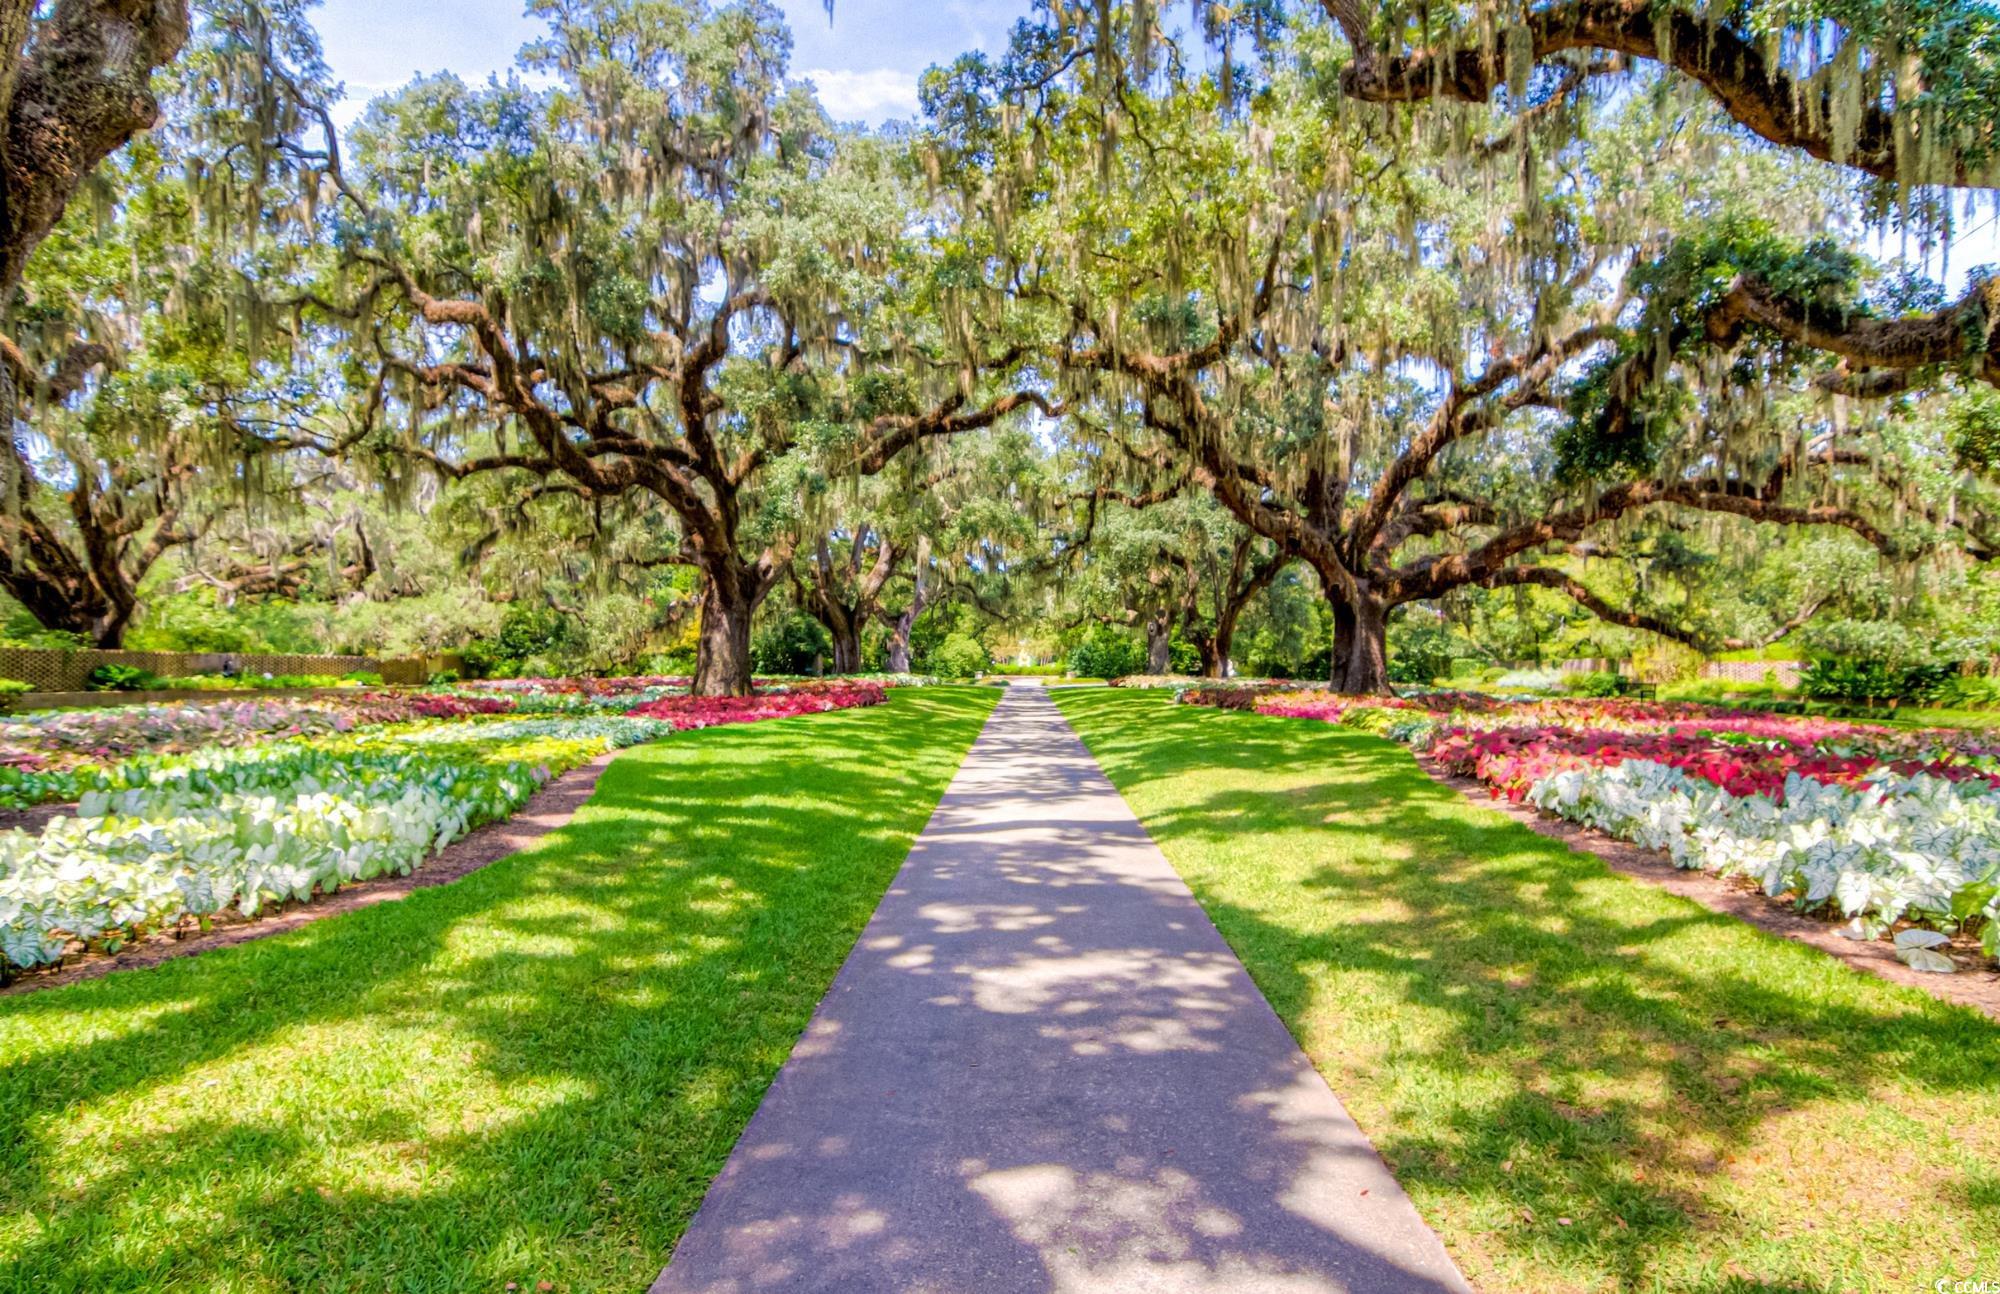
1, 750, 618, 996
1416, 755, 2000, 1024
0, 802, 76, 834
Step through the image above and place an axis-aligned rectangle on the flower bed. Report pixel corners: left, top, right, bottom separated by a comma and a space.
0, 746, 544, 972
625, 682, 886, 730
0, 698, 357, 764
0, 713, 680, 974
382, 715, 674, 748
1175, 680, 1299, 710
453, 675, 688, 696
1236, 690, 2000, 961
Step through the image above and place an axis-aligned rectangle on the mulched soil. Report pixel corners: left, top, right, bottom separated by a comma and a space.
0, 751, 618, 996
1416, 755, 2000, 1024
0, 802, 75, 834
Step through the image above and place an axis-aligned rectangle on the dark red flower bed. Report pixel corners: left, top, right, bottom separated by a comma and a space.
624, 683, 886, 730
1426, 724, 1999, 802
342, 692, 520, 725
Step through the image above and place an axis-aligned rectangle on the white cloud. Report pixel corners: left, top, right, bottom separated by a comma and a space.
800, 67, 921, 125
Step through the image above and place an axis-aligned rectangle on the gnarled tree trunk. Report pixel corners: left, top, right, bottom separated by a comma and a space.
822, 603, 862, 674
885, 538, 930, 674
1145, 609, 1172, 674
1329, 591, 1391, 696
693, 563, 761, 697
1207, 611, 1238, 678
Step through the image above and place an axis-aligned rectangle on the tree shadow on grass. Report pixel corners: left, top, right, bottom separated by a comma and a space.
1056, 689, 2000, 1294
0, 686, 998, 1293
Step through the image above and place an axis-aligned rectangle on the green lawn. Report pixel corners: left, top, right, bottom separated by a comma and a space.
0, 685, 996, 1294
1056, 689, 2000, 1294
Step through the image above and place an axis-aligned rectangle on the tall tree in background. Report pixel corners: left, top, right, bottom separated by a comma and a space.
927, 13, 1996, 692
302, 0, 1050, 695
790, 428, 1056, 672
0, 1, 331, 645
1064, 491, 1290, 676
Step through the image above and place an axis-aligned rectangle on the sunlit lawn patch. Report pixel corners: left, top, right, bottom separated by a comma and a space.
0, 686, 997, 1293
1058, 688, 2000, 1294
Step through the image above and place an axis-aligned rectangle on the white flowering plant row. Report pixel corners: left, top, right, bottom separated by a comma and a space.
0, 715, 673, 973
381, 715, 675, 747
1528, 759, 2000, 961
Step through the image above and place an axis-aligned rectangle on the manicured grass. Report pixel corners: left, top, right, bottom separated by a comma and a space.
0, 686, 996, 1293
1056, 689, 2000, 1294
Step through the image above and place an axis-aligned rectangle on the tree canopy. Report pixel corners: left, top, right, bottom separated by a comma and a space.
0, 0, 1996, 689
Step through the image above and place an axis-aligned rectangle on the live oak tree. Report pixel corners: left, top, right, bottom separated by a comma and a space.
928, 14, 1984, 693
0, 4, 331, 645
1064, 491, 1290, 676
1310, 0, 1999, 183
301, 0, 1050, 695
786, 428, 1056, 672
0, 0, 195, 302
1296, 0, 2000, 400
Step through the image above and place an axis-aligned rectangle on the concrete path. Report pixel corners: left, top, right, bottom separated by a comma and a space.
651, 684, 1470, 1294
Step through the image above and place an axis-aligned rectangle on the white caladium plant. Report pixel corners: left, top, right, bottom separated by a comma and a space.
1528, 760, 2000, 961
383, 716, 675, 747
0, 746, 543, 971
0, 713, 682, 973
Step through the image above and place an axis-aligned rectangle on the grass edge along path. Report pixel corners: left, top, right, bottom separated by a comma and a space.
1055, 688, 2000, 1294
0, 685, 997, 1294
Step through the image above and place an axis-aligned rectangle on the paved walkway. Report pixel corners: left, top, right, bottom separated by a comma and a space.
652, 684, 1469, 1294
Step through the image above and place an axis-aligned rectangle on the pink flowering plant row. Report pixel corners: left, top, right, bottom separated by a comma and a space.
624, 682, 887, 730
1233, 690, 2000, 963
0, 678, 898, 809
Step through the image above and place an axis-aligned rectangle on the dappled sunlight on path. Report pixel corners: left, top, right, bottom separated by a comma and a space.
652, 685, 1468, 1294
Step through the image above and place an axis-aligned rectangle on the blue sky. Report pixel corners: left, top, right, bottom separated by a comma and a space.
314, 0, 1035, 129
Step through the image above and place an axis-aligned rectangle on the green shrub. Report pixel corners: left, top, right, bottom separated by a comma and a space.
931, 633, 991, 680
1937, 674, 2000, 709
161, 674, 249, 691
85, 664, 160, 692
1167, 634, 1202, 675
0, 678, 30, 712
1564, 670, 1627, 698
1066, 627, 1146, 679
1387, 622, 1455, 685
750, 612, 832, 675
1658, 677, 1782, 704
1799, 658, 1951, 705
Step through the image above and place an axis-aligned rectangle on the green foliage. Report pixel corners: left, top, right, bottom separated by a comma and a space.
462, 605, 582, 679
126, 589, 324, 654
1065, 627, 1146, 679
930, 633, 991, 680
1386, 620, 1456, 685
85, 665, 162, 693
0, 611, 88, 651
1563, 671, 1629, 698
1560, 218, 1867, 482
750, 612, 832, 675
1798, 658, 1955, 704
1167, 634, 1202, 675
1754, 0, 2000, 173
1947, 387, 2000, 473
